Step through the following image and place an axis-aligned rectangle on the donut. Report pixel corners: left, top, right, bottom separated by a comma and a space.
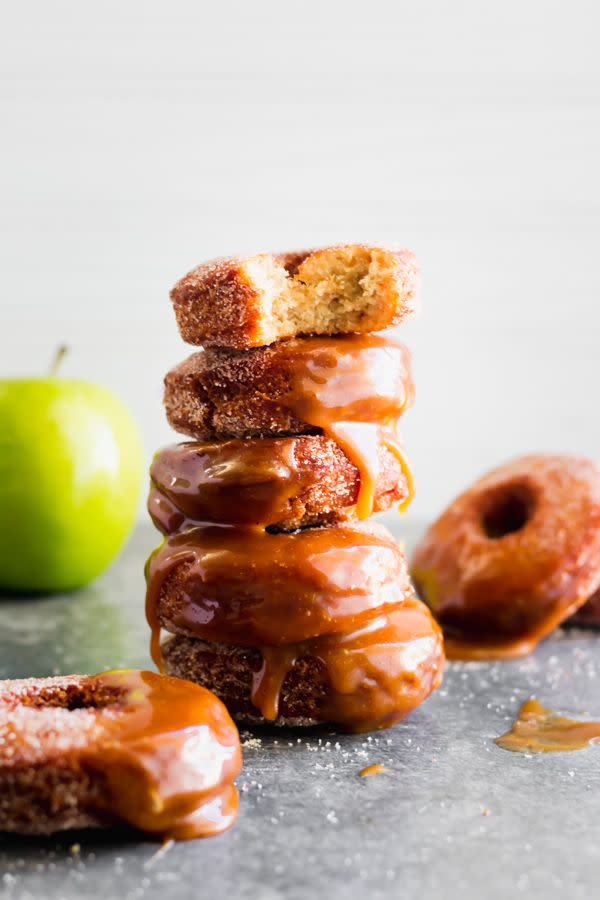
0, 669, 241, 839
148, 435, 411, 533
164, 333, 414, 519
163, 334, 414, 441
145, 521, 414, 651
411, 454, 600, 659
170, 244, 418, 349
161, 598, 444, 733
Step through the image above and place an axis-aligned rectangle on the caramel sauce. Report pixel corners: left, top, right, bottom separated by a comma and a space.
145, 523, 410, 652
359, 763, 387, 776
149, 438, 311, 530
251, 646, 299, 722
84, 670, 241, 839
277, 333, 414, 518
435, 592, 587, 661
496, 698, 600, 753
412, 565, 589, 661
441, 613, 571, 660
443, 635, 539, 661
248, 602, 443, 733
382, 427, 415, 514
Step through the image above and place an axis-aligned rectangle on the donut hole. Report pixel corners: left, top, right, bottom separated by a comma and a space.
18, 682, 123, 711
481, 485, 535, 539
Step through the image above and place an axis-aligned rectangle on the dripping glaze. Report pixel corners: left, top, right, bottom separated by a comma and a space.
145, 521, 412, 653
82, 670, 241, 839
274, 333, 414, 518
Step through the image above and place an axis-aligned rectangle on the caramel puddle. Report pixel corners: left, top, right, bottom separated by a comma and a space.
359, 763, 387, 777
496, 698, 600, 753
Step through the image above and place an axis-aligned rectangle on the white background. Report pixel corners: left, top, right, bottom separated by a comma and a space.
2, 0, 599, 520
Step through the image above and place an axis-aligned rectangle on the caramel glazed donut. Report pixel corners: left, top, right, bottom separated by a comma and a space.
147, 521, 444, 733
411, 454, 600, 660
0, 670, 241, 839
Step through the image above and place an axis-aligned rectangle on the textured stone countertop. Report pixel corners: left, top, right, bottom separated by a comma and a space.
1, 522, 599, 900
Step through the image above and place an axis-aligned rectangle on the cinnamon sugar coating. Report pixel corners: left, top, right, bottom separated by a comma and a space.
163, 636, 328, 726
164, 336, 413, 440
170, 244, 418, 349
0, 675, 117, 834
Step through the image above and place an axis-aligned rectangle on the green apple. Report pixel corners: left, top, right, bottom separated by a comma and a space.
0, 357, 143, 593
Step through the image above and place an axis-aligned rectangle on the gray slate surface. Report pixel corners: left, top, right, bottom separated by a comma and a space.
1, 520, 599, 900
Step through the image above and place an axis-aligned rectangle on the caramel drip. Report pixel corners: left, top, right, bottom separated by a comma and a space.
248, 601, 444, 733
382, 428, 415, 514
145, 523, 409, 654
84, 670, 241, 839
359, 763, 387, 776
149, 426, 411, 534
496, 698, 600, 753
330, 423, 380, 519
278, 333, 414, 518
251, 647, 299, 721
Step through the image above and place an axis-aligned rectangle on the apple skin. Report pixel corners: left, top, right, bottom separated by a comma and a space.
0, 378, 143, 593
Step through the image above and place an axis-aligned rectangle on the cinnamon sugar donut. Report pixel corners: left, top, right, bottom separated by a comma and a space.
148, 436, 410, 533
145, 521, 413, 649
163, 334, 414, 441
170, 244, 418, 349
411, 455, 600, 659
0, 670, 241, 839
162, 598, 444, 733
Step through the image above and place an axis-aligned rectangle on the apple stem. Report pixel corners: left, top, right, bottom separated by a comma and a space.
49, 345, 69, 376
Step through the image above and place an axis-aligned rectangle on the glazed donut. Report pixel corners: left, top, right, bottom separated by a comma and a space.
163, 334, 414, 441
170, 243, 417, 349
148, 434, 411, 533
411, 454, 600, 659
145, 521, 414, 651
162, 598, 444, 733
0, 670, 241, 839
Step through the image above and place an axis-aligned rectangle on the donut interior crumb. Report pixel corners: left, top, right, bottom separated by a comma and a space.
7, 681, 122, 711
246, 245, 402, 343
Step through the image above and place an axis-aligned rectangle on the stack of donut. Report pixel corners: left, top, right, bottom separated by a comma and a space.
146, 245, 444, 732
